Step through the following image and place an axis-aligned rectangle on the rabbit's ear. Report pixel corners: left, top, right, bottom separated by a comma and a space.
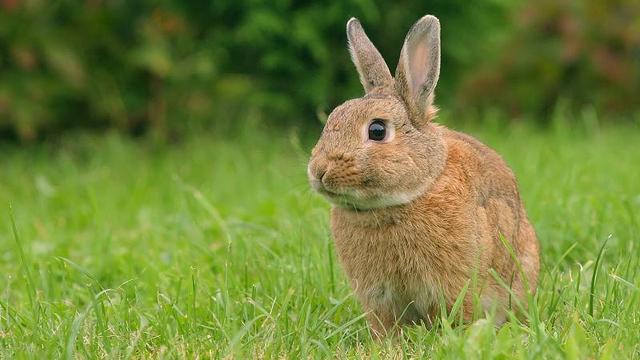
395, 15, 441, 125
347, 18, 393, 93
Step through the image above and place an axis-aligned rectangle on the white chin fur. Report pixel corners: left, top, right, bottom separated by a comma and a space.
329, 187, 426, 210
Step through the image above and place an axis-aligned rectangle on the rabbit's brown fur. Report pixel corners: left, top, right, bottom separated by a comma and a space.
308, 15, 539, 338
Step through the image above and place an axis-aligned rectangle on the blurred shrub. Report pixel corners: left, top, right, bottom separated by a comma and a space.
0, 0, 221, 140
458, 0, 640, 121
8, 1, 639, 139
0, 0, 509, 140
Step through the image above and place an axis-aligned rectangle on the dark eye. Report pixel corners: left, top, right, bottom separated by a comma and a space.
368, 120, 386, 141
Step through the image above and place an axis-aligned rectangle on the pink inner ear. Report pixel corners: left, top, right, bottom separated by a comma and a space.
408, 39, 429, 94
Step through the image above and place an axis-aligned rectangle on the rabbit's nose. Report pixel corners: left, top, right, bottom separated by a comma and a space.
308, 160, 327, 183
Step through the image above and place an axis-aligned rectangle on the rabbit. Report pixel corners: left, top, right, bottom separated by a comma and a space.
307, 15, 540, 338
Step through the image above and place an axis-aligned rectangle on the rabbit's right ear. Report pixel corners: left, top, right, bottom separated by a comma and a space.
347, 18, 393, 94
395, 15, 441, 126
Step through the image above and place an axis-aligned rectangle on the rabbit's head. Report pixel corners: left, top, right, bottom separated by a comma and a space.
309, 15, 447, 210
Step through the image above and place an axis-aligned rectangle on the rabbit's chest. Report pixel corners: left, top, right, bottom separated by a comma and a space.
331, 207, 476, 317
332, 221, 444, 320
332, 221, 439, 283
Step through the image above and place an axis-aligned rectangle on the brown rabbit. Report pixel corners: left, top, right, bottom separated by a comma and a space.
307, 15, 540, 337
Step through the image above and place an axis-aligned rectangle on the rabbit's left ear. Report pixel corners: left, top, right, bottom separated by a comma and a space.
347, 18, 394, 94
395, 15, 441, 126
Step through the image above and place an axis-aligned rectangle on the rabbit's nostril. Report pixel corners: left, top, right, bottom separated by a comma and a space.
318, 168, 327, 182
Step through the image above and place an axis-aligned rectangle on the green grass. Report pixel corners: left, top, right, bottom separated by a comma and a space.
1, 121, 639, 358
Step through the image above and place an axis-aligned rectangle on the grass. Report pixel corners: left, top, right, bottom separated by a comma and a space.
1, 120, 639, 358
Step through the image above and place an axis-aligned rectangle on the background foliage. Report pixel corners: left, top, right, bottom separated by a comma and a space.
0, 0, 639, 141
459, 0, 640, 121
2, 1, 640, 358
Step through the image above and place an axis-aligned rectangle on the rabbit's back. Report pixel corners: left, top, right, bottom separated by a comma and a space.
442, 127, 539, 299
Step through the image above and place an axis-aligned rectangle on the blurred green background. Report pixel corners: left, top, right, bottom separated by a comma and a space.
2, 2, 640, 357
1, 0, 639, 141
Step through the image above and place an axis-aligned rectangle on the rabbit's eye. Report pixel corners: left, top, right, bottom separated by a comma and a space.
368, 120, 386, 141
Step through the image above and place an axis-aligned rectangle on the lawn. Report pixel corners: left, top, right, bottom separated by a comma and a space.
1, 120, 639, 358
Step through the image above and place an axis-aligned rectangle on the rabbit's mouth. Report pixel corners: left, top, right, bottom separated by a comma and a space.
316, 184, 388, 210
309, 170, 425, 210
315, 183, 348, 200
312, 181, 360, 205
315, 180, 427, 210
322, 191, 366, 209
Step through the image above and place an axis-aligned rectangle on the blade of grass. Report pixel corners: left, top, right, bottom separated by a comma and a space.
9, 206, 38, 318
589, 235, 611, 317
